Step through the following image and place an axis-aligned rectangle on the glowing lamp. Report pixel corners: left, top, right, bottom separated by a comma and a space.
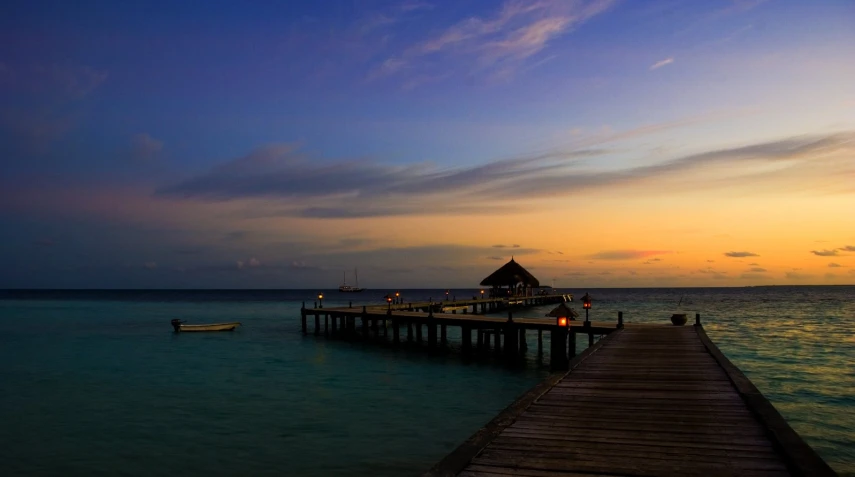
581, 292, 592, 322
386, 295, 392, 311
557, 317, 568, 327
317, 292, 324, 308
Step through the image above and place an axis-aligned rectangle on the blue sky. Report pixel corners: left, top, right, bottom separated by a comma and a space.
1, 0, 854, 288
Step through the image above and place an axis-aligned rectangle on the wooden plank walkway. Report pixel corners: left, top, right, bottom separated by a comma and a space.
425, 325, 836, 477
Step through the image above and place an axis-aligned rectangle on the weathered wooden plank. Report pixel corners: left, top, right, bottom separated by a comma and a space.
469, 455, 790, 477
476, 449, 789, 470
461, 465, 626, 477
489, 436, 782, 459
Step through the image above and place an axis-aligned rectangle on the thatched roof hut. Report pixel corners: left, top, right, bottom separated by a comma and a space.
480, 258, 540, 297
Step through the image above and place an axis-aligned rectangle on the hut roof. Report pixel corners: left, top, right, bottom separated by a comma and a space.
546, 302, 579, 319
479, 258, 540, 287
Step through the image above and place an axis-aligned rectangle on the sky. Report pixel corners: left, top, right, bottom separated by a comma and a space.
1, 0, 854, 289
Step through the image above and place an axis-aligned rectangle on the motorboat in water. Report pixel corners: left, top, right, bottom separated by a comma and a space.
171, 319, 241, 332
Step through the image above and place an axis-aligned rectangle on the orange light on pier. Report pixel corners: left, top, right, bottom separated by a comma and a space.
557, 317, 568, 327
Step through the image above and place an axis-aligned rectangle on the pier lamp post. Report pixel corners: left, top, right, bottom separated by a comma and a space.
556, 313, 569, 328
318, 293, 324, 309
387, 295, 393, 311
581, 293, 592, 323
395, 291, 400, 304
480, 289, 484, 299
445, 290, 449, 301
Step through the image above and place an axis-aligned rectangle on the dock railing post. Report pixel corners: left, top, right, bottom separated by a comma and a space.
550, 326, 569, 370
695, 313, 701, 326
618, 311, 623, 328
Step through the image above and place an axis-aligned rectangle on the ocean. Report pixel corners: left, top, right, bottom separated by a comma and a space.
1, 286, 853, 476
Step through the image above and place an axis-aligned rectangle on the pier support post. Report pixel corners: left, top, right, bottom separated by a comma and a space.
462, 326, 472, 354
537, 329, 543, 356
504, 326, 518, 358
550, 327, 569, 370
440, 324, 447, 345
361, 306, 368, 340
392, 319, 400, 344
494, 330, 501, 356
407, 321, 413, 342
301, 302, 307, 334
695, 313, 701, 326
324, 314, 329, 336
416, 322, 423, 342
477, 330, 484, 350
330, 314, 337, 335
519, 328, 527, 352
618, 311, 623, 328
314, 313, 320, 336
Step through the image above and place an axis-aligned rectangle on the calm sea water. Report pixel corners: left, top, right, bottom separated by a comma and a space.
1, 287, 853, 476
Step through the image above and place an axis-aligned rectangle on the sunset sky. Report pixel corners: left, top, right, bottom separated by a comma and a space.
1, 0, 854, 288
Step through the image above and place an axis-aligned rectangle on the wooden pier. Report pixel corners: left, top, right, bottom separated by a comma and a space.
424, 325, 837, 477
301, 294, 609, 370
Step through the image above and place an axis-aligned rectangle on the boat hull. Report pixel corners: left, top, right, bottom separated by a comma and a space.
175, 322, 241, 332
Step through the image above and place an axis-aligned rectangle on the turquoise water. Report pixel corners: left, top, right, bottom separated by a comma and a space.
1, 287, 853, 476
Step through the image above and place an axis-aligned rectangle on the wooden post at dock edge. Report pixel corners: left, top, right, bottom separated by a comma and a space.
569, 330, 576, 357
695, 313, 701, 326
618, 311, 623, 328
537, 329, 543, 355
550, 327, 568, 370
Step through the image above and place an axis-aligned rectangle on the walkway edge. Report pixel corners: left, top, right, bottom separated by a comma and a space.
695, 325, 838, 477
421, 328, 625, 477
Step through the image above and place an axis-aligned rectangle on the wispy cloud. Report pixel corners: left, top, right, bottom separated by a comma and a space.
156, 131, 855, 219
839, 245, 855, 252
649, 57, 674, 70
590, 250, 670, 260
828, 263, 842, 268
748, 267, 766, 272
725, 251, 759, 258
811, 249, 839, 257
370, 0, 616, 84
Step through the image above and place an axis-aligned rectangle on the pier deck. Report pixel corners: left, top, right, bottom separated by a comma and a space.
425, 325, 835, 477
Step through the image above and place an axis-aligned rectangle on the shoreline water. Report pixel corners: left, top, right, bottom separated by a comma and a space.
1, 286, 852, 475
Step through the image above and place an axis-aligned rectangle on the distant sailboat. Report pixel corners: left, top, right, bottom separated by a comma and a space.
339, 269, 364, 292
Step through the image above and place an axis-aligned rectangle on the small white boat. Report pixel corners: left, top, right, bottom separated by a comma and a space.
171, 319, 241, 332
